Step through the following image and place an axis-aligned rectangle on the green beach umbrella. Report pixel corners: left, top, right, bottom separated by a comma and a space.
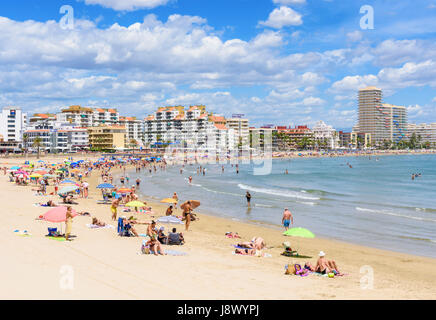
126, 201, 146, 207
283, 227, 315, 238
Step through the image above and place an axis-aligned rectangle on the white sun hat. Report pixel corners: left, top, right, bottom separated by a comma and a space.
319, 251, 326, 257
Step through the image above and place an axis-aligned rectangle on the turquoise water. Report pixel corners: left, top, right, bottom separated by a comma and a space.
124, 154, 436, 258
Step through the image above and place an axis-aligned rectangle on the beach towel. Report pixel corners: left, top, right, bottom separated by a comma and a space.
86, 224, 115, 229
46, 236, 66, 242
14, 230, 31, 237
232, 251, 272, 258
164, 250, 188, 256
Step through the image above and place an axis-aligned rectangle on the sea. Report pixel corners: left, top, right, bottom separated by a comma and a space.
121, 154, 436, 258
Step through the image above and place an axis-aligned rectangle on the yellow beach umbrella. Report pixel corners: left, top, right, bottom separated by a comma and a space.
126, 201, 147, 207
30, 173, 43, 178
160, 198, 178, 204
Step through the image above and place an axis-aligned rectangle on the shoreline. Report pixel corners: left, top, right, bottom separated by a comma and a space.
1, 154, 435, 299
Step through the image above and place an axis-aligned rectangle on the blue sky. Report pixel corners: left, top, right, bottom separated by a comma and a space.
0, 0, 435, 128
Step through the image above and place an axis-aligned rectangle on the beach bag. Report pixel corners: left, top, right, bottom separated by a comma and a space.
285, 264, 296, 275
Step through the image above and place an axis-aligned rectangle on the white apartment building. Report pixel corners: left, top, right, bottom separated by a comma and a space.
93, 108, 119, 126
25, 126, 88, 153
57, 105, 94, 127
119, 116, 144, 145
226, 117, 250, 149
407, 123, 436, 146
0, 107, 27, 142
144, 106, 235, 151
312, 120, 339, 149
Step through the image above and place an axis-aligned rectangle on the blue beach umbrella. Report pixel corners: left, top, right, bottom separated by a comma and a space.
97, 183, 115, 189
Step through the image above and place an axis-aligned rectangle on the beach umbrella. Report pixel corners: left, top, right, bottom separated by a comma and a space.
43, 174, 56, 179
126, 201, 147, 207
60, 179, 76, 184
10, 166, 20, 170
97, 183, 115, 189
180, 200, 201, 210
30, 173, 43, 178
58, 185, 79, 195
43, 206, 78, 223
117, 188, 132, 194
157, 216, 183, 225
160, 198, 178, 204
283, 227, 315, 239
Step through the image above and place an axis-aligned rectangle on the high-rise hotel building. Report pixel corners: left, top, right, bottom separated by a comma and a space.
358, 87, 407, 145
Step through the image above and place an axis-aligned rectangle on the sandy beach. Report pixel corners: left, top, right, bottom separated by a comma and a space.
1, 154, 436, 300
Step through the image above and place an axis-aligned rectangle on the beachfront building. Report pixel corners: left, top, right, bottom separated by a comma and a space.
93, 108, 119, 126
24, 126, 89, 153
226, 116, 250, 149
0, 107, 27, 142
28, 113, 57, 130
274, 125, 314, 150
144, 106, 235, 151
407, 123, 436, 147
118, 116, 144, 147
338, 131, 372, 149
249, 127, 277, 151
357, 87, 407, 146
0, 135, 22, 153
57, 105, 94, 127
88, 125, 126, 152
312, 120, 339, 149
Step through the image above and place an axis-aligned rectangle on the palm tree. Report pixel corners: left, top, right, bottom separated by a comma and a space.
130, 139, 137, 154
22, 133, 28, 154
33, 136, 43, 160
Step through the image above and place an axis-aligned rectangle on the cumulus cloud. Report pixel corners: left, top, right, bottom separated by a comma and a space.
259, 6, 303, 29
81, 0, 171, 11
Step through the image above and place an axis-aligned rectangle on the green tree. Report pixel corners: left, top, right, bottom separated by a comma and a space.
32, 136, 43, 160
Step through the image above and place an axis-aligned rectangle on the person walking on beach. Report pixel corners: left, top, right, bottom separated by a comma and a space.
183, 201, 192, 231
188, 176, 193, 184
246, 191, 251, 207
282, 208, 293, 230
65, 206, 73, 241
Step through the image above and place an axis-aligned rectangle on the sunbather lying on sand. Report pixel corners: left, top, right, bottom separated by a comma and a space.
226, 232, 241, 238
314, 251, 343, 275
235, 248, 256, 255
40, 200, 57, 207
92, 217, 106, 227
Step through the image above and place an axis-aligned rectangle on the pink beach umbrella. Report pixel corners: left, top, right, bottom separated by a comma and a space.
43, 206, 78, 223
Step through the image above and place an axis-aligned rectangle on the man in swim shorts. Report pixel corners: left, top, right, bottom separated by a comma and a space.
282, 208, 293, 230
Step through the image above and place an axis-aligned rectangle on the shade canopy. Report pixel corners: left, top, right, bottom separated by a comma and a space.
160, 198, 178, 204
283, 227, 315, 238
43, 207, 78, 223
97, 183, 115, 189
58, 186, 79, 194
157, 216, 183, 224
181, 200, 201, 210
125, 201, 146, 207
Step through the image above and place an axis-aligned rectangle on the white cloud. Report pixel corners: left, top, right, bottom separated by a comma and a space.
259, 6, 303, 29
82, 0, 171, 11
346, 31, 363, 42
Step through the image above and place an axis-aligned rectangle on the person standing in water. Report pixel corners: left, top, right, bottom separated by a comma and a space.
246, 191, 251, 207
